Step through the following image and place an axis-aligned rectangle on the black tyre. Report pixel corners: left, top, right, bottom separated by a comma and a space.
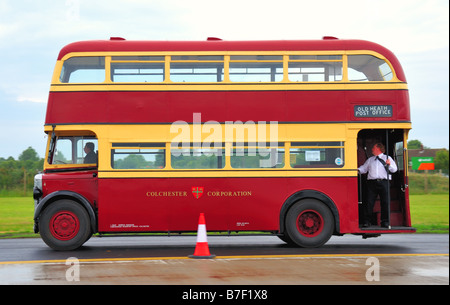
39, 200, 92, 251
277, 234, 297, 246
285, 199, 334, 248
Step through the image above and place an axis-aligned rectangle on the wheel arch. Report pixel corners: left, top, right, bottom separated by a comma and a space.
279, 190, 340, 235
34, 191, 97, 234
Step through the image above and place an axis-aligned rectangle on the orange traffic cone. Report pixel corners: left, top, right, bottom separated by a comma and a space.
188, 213, 216, 259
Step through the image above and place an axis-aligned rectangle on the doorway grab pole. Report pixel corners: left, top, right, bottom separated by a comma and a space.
386, 130, 391, 229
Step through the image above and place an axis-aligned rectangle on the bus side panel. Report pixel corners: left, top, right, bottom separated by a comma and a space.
97, 178, 230, 232
280, 177, 358, 234
226, 176, 359, 233
42, 170, 98, 208
45, 90, 409, 125
97, 178, 170, 232
97, 176, 357, 234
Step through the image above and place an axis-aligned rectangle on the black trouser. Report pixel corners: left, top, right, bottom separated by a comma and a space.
365, 179, 389, 225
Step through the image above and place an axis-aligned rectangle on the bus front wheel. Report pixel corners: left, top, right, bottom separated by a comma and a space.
285, 199, 334, 248
39, 199, 92, 251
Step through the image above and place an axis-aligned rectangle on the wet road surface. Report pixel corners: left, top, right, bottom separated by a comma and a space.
0, 234, 448, 285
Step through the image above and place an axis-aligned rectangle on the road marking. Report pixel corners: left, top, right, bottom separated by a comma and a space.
0, 253, 448, 265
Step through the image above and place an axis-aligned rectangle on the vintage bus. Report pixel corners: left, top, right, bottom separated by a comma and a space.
33, 37, 415, 250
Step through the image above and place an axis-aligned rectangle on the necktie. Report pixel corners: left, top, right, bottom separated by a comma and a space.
376, 156, 389, 173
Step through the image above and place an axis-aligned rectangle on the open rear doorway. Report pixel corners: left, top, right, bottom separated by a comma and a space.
357, 129, 410, 228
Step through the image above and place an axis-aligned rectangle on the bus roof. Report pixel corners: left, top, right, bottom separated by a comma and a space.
57, 38, 406, 82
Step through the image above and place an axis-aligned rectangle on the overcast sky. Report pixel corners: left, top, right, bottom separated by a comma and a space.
0, 0, 448, 158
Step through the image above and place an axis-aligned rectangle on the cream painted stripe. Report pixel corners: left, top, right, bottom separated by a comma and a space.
49, 83, 408, 92
0, 253, 447, 265
97, 170, 358, 179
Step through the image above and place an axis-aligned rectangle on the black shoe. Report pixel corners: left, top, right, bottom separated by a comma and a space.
381, 222, 390, 228
362, 222, 371, 228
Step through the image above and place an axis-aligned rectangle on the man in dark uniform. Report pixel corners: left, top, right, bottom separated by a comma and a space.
83, 142, 97, 164
358, 143, 397, 228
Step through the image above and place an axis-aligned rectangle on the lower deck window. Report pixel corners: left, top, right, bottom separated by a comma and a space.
290, 142, 345, 168
108, 141, 346, 170
111, 144, 165, 169
230, 145, 285, 168
171, 147, 225, 169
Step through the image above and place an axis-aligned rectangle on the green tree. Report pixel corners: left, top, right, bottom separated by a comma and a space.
435, 149, 449, 175
408, 140, 424, 149
0, 147, 44, 196
18, 147, 40, 162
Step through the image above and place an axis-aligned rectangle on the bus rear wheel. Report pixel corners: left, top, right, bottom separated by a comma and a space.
39, 200, 92, 251
285, 199, 334, 248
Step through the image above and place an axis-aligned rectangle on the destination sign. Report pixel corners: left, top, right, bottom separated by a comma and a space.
354, 105, 393, 118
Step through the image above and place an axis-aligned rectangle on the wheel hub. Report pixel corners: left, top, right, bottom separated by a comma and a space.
50, 211, 79, 241
297, 210, 324, 237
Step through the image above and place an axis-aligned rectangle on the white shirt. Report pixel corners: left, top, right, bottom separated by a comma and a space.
358, 153, 397, 180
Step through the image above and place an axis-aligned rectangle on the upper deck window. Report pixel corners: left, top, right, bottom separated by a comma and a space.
170, 55, 224, 82
347, 55, 393, 81
111, 56, 165, 82
288, 55, 342, 82
229, 55, 283, 82
57, 53, 396, 84
60, 57, 105, 83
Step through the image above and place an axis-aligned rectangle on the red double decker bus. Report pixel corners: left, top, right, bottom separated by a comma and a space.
33, 37, 415, 250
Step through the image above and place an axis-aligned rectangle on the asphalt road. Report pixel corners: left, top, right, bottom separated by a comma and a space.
0, 233, 448, 262
0, 234, 448, 286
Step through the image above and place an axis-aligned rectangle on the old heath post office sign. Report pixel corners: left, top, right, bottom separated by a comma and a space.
354, 105, 393, 118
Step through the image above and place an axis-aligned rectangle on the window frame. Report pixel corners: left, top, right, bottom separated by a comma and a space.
110, 56, 166, 83
107, 141, 348, 171
57, 52, 398, 85
170, 143, 226, 170
289, 141, 345, 168
49, 135, 98, 166
288, 55, 343, 82
110, 143, 166, 170
230, 142, 286, 169
229, 55, 284, 83
59, 56, 106, 83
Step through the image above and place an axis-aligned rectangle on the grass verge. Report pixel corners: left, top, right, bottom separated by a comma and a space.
409, 194, 449, 233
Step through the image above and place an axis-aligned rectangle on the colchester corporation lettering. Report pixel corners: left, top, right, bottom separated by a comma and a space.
146, 190, 252, 197
207, 191, 252, 197
146, 191, 188, 197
